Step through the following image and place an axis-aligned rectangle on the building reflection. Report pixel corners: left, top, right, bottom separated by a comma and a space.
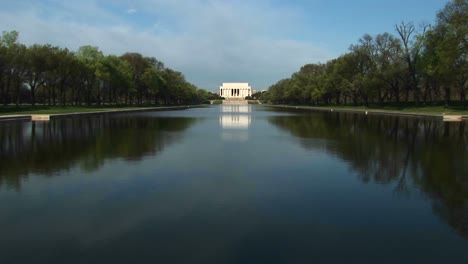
221, 105, 251, 113
220, 115, 251, 129
220, 105, 252, 142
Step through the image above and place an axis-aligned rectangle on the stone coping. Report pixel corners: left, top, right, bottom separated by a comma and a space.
269, 105, 468, 121
1, 105, 466, 122
0, 105, 200, 122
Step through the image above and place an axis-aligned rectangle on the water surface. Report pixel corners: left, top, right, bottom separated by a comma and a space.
0, 105, 466, 263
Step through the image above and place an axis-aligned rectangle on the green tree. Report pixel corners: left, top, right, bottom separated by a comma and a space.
76, 45, 105, 105
423, 0, 467, 106
23, 44, 54, 105
0, 30, 22, 105
102, 55, 134, 105
142, 66, 163, 104
54, 48, 77, 106
0, 31, 203, 107
121, 52, 150, 105
395, 21, 428, 103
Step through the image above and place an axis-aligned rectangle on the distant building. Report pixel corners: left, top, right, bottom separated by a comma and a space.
219, 83, 252, 99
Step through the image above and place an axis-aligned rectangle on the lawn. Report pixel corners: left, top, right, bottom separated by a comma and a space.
0, 105, 162, 116
270, 104, 468, 116
319, 105, 468, 115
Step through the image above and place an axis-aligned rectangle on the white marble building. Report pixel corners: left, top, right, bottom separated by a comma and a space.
219, 83, 252, 99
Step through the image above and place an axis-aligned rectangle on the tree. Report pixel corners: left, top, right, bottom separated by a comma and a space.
424, 0, 468, 107
54, 48, 77, 106
121, 52, 150, 105
0, 42, 8, 104
265, 1, 465, 108
0, 30, 21, 105
142, 67, 163, 104
76, 45, 105, 105
23, 44, 53, 105
395, 21, 428, 103
0, 30, 19, 47
0, 31, 204, 107
101, 55, 133, 105
10, 44, 28, 106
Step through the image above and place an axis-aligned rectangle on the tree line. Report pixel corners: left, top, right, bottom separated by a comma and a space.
264, 0, 467, 107
0, 32, 214, 107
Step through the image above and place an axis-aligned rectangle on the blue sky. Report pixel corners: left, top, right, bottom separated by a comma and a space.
0, 0, 448, 91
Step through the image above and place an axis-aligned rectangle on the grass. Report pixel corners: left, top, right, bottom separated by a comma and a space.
0, 105, 165, 116
324, 105, 468, 115
211, 100, 223, 105
2, 104, 467, 117
274, 104, 468, 116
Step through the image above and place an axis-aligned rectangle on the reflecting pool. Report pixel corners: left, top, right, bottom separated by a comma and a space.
0, 106, 466, 263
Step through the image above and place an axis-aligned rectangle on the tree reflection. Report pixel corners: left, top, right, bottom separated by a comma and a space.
0, 115, 197, 190
269, 111, 467, 238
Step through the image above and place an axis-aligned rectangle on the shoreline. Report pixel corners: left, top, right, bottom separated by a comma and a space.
1, 104, 466, 122
0, 105, 202, 122
268, 105, 468, 120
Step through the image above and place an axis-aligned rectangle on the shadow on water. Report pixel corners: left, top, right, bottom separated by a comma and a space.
0, 114, 197, 190
268, 110, 468, 239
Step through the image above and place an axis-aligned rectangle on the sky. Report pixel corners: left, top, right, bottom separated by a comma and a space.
0, 0, 449, 92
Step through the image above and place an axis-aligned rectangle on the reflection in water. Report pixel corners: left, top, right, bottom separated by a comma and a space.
0, 107, 466, 263
0, 115, 197, 190
220, 105, 252, 142
269, 111, 468, 238
221, 105, 251, 113
220, 115, 251, 129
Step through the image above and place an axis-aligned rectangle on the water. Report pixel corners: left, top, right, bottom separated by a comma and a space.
0, 105, 466, 263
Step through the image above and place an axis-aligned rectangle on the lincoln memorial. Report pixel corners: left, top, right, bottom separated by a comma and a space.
219, 83, 252, 99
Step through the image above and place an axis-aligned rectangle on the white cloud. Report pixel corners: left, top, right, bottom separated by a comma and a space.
0, 0, 334, 91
